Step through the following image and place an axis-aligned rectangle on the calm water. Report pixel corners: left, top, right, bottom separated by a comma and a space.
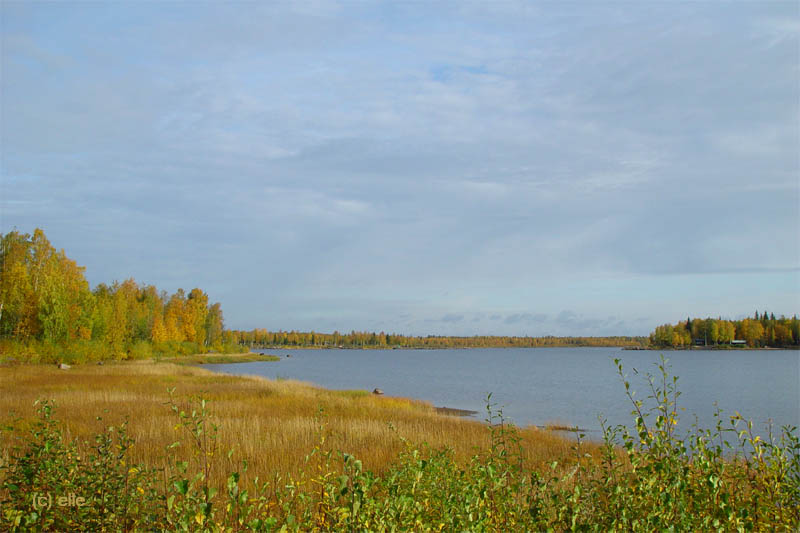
206, 348, 799, 438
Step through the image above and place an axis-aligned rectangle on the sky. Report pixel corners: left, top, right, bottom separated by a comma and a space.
1, 1, 798, 337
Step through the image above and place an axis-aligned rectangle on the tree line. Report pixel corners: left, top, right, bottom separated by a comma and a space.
0, 228, 236, 362
228, 329, 648, 349
649, 312, 800, 348
6, 228, 792, 359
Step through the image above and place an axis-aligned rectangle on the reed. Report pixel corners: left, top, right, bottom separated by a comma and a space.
0, 360, 580, 489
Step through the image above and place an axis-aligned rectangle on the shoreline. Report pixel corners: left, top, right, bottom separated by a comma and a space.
637, 345, 799, 351
197, 353, 484, 421
0, 355, 505, 425
161, 352, 281, 364
0, 358, 583, 485
246, 344, 799, 351
246, 345, 644, 350
197, 353, 596, 431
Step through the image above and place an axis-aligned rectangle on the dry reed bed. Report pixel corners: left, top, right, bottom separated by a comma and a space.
0, 361, 585, 488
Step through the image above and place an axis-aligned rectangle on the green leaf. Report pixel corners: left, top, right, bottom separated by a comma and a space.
174, 479, 189, 495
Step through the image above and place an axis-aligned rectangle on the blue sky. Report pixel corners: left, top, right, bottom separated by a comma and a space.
2, 2, 798, 336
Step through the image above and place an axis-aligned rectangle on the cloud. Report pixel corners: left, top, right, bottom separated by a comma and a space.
2, 2, 797, 335
552, 311, 633, 335
753, 16, 800, 50
713, 125, 794, 158
504, 313, 548, 325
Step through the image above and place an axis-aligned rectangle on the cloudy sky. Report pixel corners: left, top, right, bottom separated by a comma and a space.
2, 2, 798, 336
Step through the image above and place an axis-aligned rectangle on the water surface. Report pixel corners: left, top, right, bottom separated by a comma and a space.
206, 347, 799, 438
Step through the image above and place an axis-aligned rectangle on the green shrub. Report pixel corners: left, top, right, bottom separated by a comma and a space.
216, 342, 246, 354
0, 400, 163, 531
0, 339, 37, 363
129, 340, 153, 360
58, 340, 109, 365
0, 338, 230, 365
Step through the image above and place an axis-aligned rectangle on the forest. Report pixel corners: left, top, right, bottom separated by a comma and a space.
0, 228, 237, 363
649, 313, 800, 348
228, 328, 648, 349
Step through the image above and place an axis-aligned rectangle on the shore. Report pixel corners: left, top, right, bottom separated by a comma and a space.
157, 351, 281, 364
0, 357, 581, 488
193, 351, 481, 418
635, 345, 799, 350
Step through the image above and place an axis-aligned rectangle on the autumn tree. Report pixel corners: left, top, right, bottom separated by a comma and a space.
184, 288, 209, 345
164, 290, 186, 342
0, 228, 233, 361
739, 318, 765, 347
0, 229, 94, 343
0, 230, 37, 339
205, 302, 224, 347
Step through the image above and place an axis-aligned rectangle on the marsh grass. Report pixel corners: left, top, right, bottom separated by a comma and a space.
543, 420, 583, 432
160, 353, 282, 365
0, 360, 576, 490
1, 356, 797, 531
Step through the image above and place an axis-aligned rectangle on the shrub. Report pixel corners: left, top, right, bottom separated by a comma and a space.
129, 340, 153, 360
0, 400, 162, 531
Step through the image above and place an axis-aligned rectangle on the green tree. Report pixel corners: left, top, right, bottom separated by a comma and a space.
709, 320, 720, 345
205, 303, 224, 347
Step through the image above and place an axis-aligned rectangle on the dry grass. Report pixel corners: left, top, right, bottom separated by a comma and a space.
541, 419, 584, 432
156, 352, 281, 365
0, 360, 590, 489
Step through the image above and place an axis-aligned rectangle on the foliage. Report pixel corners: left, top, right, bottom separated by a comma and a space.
229, 328, 648, 349
1, 359, 798, 531
0, 228, 230, 363
0, 400, 163, 530
650, 313, 800, 348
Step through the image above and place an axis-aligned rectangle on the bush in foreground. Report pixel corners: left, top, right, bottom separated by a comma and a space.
1, 358, 798, 531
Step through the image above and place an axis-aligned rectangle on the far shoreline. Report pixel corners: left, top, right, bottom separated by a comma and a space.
243, 344, 799, 351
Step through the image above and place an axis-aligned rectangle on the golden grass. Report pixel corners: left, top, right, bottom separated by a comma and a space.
542, 419, 584, 432
0, 360, 591, 489
156, 352, 281, 365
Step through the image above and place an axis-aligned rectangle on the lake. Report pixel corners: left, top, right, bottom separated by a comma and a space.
206, 347, 799, 439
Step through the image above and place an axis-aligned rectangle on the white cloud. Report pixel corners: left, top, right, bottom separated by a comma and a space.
2, 1, 797, 334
